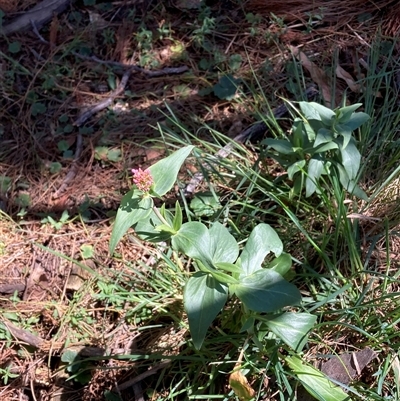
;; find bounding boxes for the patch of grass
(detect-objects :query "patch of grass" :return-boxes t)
[1,1,400,399]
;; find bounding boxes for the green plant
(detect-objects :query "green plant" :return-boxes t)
[213,74,241,100]
[134,24,160,68]
[0,365,19,385]
[192,7,215,49]
[245,12,262,37]
[110,146,315,350]
[0,175,11,193]
[57,140,73,158]
[41,210,70,230]
[262,102,370,199]
[94,146,122,163]
[61,349,93,384]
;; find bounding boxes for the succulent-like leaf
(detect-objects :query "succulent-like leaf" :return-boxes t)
[184,273,228,349]
[149,145,194,197]
[263,312,317,351]
[240,224,283,276]
[209,222,239,264]
[232,269,301,312]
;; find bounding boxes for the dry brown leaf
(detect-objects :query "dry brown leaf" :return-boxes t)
[145,148,165,162]
[289,45,333,107]
[320,348,377,385]
[336,65,361,92]
[229,365,256,401]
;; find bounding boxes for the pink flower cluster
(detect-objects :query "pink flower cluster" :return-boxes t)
[132,168,153,193]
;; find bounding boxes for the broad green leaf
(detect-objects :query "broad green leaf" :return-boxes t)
[196,259,215,273]
[240,224,283,276]
[306,157,325,197]
[337,112,369,131]
[336,103,362,123]
[269,253,292,276]
[336,165,368,200]
[336,127,352,149]
[109,191,153,253]
[214,262,241,274]
[336,164,352,191]
[286,356,351,401]
[313,141,338,153]
[107,148,121,162]
[290,175,303,199]
[240,316,255,333]
[292,119,305,148]
[148,145,194,196]
[228,54,242,71]
[314,128,333,148]
[213,74,241,100]
[350,183,368,201]
[8,41,21,53]
[80,244,94,259]
[339,139,360,180]
[209,270,239,284]
[184,272,228,349]
[287,160,306,180]
[209,222,239,263]
[263,139,294,155]
[303,121,318,142]
[172,222,212,264]
[299,102,321,121]
[0,175,12,192]
[173,201,183,231]
[300,102,335,126]
[232,269,301,312]
[155,224,177,234]
[61,349,79,364]
[263,312,317,351]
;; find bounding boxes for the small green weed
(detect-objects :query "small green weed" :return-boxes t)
[94,146,122,163]
[41,210,70,230]
[0,365,19,385]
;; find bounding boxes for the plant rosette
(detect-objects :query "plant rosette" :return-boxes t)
[263,102,370,200]
[110,145,315,350]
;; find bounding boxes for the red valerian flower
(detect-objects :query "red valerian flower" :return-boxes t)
[132,168,153,193]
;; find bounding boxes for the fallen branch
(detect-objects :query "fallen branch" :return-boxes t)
[72,53,189,126]
[183,86,319,196]
[73,52,189,77]
[1,0,71,35]
[74,67,133,127]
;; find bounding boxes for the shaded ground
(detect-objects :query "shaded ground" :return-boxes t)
[1,0,400,399]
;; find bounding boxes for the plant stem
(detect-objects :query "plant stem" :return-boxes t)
[153,205,170,227]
